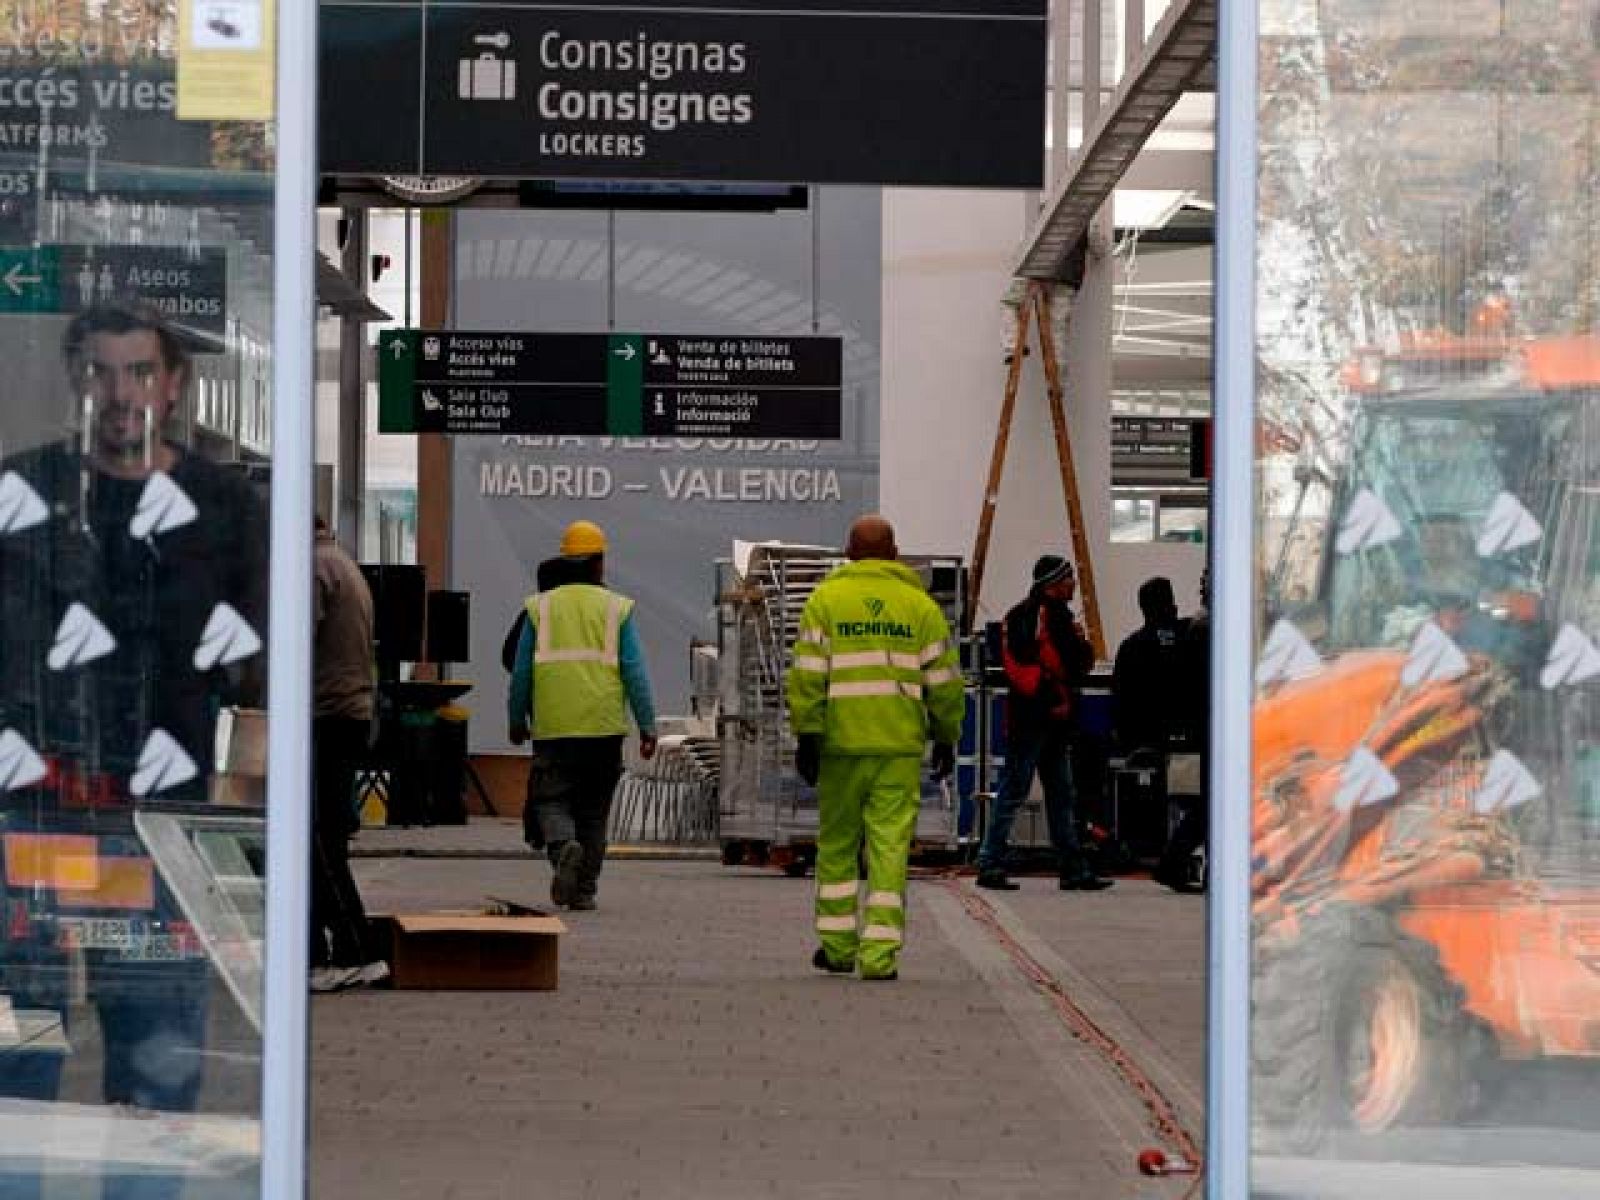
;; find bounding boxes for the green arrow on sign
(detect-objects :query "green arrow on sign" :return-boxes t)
[378,330,418,433]
[606,335,644,436]
[0,247,59,313]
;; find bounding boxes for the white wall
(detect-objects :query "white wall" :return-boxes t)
[881,188,1205,655]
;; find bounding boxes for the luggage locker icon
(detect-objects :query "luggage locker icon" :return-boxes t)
[459,33,516,100]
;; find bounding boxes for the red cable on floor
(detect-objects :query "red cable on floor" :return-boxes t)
[941,879,1206,1185]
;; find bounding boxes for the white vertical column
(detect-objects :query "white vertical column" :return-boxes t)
[1125,0,1144,71]
[1209,0,1258,1194]
[1050,0,1075,186]
[263,0,316,1190]
[1084,0,1103,131]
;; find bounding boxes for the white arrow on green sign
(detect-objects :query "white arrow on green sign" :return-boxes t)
[0,248,58,313]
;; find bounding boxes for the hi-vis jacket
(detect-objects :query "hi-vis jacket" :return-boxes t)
[787,559,965,757]
[510,583,655,741]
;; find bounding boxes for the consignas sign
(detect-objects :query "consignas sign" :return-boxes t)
[320,0,1047,188]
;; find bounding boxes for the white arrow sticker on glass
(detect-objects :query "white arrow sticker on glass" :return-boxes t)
[1476,492,1542,558]
[1333,746,1399,813]
[1401,620,1469,688]
[194,603,262,670]
[1541,624,1600,691]
[130,728,199,797]
[0,471,49,535]
[1335,488,1403,556]
[1473,749,1542,815]
[0,728,48,792]
[47,603,117,671]
[129,471,198,539]
[1256,619,1322,687]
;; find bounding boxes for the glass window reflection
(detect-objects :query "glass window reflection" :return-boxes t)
[0,1,274,1195]
[1253,0,1600,1190]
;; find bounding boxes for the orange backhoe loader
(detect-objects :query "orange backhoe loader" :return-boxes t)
[1251,331,1600,1151]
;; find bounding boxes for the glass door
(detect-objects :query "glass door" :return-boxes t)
[1217,1,1600,1194]
[0,0,312,1195]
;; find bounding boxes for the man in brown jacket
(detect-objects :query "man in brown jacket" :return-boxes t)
[312,516,387,990]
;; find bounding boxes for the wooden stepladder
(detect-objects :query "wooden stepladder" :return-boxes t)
[966,280,1106,660]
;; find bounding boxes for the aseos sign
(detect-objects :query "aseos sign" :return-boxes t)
[320,0,1048,188]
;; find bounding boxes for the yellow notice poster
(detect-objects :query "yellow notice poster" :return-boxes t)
[176,0,276,121]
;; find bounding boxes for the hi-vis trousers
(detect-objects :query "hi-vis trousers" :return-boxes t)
[814,755,921,979]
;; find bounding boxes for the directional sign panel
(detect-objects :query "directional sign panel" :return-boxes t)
[379,330,842,438]
[0,245,228,339]
[322,0,1046,188]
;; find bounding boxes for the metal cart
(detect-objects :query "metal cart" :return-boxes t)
[712,542,967,872]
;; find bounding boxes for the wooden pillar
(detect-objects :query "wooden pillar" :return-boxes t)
[335,207,366,551]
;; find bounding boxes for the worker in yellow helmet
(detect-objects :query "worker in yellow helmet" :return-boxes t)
[508,520,658,910]
[787,515,965,980]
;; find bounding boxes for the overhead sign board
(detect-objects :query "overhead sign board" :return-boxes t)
[1111,417,1210,489]
[379,329,842,438]
[0,245,228,339]
[0,64,269,196]
[320,0,1047,187]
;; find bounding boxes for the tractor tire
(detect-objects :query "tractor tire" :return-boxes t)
[1253,906,1488,1155]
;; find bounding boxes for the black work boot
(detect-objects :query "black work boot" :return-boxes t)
[550,841,584,907]
[975,869,1021,891]
[812,947,853,974]
[1059,856,1114,891]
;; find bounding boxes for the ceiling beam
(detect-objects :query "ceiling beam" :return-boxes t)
[1112,354,1213,385]
[1015,0,1216,280]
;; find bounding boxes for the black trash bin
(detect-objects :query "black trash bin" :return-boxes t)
[429,705,470,825]
[385,708,436,826]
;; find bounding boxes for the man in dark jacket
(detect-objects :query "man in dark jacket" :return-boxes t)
[976,555,1112,891]
[1155,572,1210,893]
[1111,577,1192,755]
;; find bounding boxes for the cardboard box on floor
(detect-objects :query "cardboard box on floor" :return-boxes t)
[369,909,566,990]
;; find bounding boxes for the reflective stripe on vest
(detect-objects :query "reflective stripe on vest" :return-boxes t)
[533,591,624,665]
[526,586,632,739]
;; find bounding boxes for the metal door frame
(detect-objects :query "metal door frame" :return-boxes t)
[262,0,317,1191]
[1208,0,1257,1194]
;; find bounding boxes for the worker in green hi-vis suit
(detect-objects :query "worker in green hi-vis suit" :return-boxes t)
[787,515,965,981]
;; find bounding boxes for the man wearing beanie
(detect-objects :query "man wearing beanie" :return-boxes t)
[975,554,1112,892]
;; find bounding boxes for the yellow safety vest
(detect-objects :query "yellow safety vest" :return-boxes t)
[525,584,633,739]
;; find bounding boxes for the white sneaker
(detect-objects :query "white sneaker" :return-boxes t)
[309,965,363,993]
[353,960,390,987]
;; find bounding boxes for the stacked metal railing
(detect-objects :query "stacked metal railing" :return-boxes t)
[608,727,722,846]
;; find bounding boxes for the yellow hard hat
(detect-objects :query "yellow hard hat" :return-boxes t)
[559,519,607,558]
